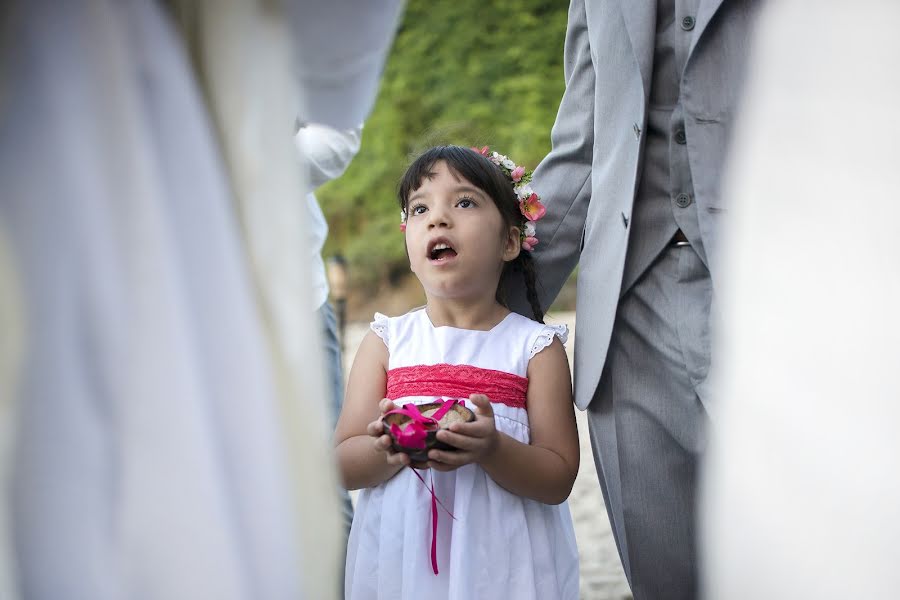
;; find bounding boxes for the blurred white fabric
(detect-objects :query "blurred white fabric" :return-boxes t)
[702,1,900,598]
[294,123,363,309]
[169,2,343,594]
[296,123,363,190]
[0,0,401,599]
[286,1,405,130]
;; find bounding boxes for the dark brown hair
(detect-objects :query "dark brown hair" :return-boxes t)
[398,145,544,322]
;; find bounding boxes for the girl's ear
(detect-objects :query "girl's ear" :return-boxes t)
[503,225,522,262]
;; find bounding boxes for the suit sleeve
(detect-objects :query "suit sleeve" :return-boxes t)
[508,0,595,315]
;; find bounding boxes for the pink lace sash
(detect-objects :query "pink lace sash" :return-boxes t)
[386,363,528,409]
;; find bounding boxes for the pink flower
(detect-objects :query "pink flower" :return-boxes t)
[519,193,546,221]
[399,222,406,232]
[522,236,539,251]
[510,166,525,182]
[470,145,490,157]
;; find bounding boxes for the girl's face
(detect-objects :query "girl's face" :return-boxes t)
[405,160,521,303]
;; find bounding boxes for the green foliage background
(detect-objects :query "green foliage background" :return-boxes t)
[319,0,569,291]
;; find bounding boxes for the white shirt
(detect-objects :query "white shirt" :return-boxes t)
[294,124,362,309]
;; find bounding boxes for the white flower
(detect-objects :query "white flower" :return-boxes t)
[514,184,533,199]
[524,221,536,237]
[400,209,407,221]
[487,152,517,173]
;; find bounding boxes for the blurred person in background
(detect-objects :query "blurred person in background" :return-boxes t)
[702,1,900,598]
[0,1,403,599]
[294,120,363,543]
[327,254,350,351]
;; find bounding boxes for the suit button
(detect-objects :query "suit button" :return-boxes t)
[674,129,687,144]
[681,15,696,31]
[675,193,692,208]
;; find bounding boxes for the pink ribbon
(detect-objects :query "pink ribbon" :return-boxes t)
[385,399,460,575]
[408,467,456,575]
[385,399,459,450]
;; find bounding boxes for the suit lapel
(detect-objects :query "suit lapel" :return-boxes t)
[688,0,726,57]
[618,0,656,102]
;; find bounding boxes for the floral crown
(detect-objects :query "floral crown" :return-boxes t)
[399,146,547,251]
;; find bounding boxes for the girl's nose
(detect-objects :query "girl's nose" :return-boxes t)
[427,205,450,228]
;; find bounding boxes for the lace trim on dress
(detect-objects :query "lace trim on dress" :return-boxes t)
[370,312,390,345]
[528,324,569,360]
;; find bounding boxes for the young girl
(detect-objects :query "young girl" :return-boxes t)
[334,145,580,599]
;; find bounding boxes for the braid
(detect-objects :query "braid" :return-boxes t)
[495,254,543,323]
[519,252,544,324]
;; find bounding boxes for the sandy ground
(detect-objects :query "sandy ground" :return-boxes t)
[342,311,633,600]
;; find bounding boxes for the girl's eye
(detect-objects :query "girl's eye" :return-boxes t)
[410,204,427,215]
[456,196,476,209]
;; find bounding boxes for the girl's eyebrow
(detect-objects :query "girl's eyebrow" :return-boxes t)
[408,185,485,203]
[452,185,486,198]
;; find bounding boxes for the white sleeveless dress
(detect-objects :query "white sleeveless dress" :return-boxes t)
[345,309,579,599]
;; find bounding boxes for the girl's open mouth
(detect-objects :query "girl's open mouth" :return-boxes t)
[427,239,458,262]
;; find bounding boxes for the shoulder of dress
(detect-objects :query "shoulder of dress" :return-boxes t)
[517,317,569,360]
[369,312,391,345]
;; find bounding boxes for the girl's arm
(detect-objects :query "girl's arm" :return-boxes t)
[428,337,579,505]
[334,330,406,489]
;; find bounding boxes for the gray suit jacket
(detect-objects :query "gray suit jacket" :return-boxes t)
[514,0,758,409]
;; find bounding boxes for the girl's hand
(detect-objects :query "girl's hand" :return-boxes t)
[427,394,500,472]
[367,398,414,468]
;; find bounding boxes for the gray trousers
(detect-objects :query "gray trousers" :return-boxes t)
[588,243,711,600]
